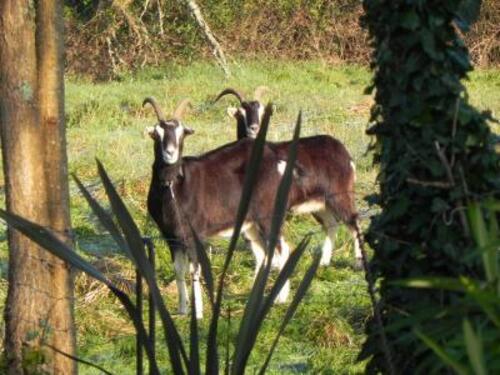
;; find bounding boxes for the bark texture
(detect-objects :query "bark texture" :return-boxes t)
[0,0,76,373]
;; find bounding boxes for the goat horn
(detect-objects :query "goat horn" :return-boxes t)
[214,88,244,104]
[143,97,166,122]
[253,86,270,102]
[173,98,192,120]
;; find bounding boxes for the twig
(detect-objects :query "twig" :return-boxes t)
[140,0,151,19]
[43,343,114,375]
[180,0,230,77]
[156,0,164,35]
[406,177,452,189]
[450,97,460,167]
[434,141,470,238]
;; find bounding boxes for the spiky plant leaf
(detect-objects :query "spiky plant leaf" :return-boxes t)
[414,328,468,375]
[206,103,273,375]
[463,319,487,375]
[73,174,132,260]
[0,208,160,375]
[232,111,301,374]
[96,159,188,374]
[258,250,322,374]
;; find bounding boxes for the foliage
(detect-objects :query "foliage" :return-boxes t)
[360,0,500,373]
[63,0,499,79]
[2,60,497,372]
[0,108,323,373]
[396,199,500,374]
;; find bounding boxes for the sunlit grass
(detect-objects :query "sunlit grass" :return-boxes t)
[0,60,498,373]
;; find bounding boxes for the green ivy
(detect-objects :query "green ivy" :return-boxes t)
[359,0,500,373]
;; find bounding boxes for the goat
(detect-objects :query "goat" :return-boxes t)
[143,97,291,319]
[214,88,362,269]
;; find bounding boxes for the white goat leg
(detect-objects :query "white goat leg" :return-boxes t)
[245,226,266,278]
[278,237,290,269]
[174,252,189,315]
[351,227,363,270]
[275,279,290,304]
[192,263,203,319]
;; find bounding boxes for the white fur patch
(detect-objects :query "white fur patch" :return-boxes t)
[277,160,287,175]
[350,160,356,182]
[291,200,326,214]
[215,222,252,238]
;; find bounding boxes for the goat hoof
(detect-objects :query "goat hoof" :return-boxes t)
[319,258,331,267]
[178,307,188,316]
[275,295,288,304]
[354,258,363,271]
[271,258,282,270]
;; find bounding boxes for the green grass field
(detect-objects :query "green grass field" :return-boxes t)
[1,60,499,373]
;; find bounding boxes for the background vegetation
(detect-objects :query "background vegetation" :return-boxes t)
[0,0,498,372]
[64,0,499,79]
[0,60,498,372]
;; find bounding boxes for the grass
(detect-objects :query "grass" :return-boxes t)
[1,59,499,373]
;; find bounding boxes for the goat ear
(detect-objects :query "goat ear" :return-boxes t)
[184,126,195,136]
[144,126,156,139]
[227,107,238,118]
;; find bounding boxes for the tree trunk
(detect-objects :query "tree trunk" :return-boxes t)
[0,0,76,373]
[36,0,76,373]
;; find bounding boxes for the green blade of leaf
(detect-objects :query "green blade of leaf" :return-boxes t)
[463,319,486,375]
[189,283,201,375]
[232,111,302,375]
[188,222,214,306]
[206,103,273,375]
[73,174,132,260]
[414,328,468,375]
[258,250,322,375]
[468,201,496,282]
[259,235,311,321]
[392,277,465,292]
[0,208,161,375]
[96,159,188,374]
[266,110,302,264]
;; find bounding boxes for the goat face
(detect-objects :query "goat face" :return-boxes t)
[215,87,268,139]
[143,97,194,164]
[227,100,264,139]
[146,120,194,164]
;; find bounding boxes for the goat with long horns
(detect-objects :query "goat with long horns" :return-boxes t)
[144,97,292,319]
[214,87,362,269]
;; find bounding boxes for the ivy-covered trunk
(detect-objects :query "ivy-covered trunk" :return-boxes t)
[360,0,500,373]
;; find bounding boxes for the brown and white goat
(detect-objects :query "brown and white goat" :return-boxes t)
[143,97,290,319]
[215,88,361,269]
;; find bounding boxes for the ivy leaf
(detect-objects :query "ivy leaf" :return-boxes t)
[431,198,449,213]
[400,11,420,30]
[420,29,438,59]
[455,0,481,33]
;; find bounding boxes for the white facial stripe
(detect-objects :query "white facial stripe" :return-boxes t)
[155,125,165,140]
[258,103,265,123]
[174,124,183,145]
[163,126,181,164]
